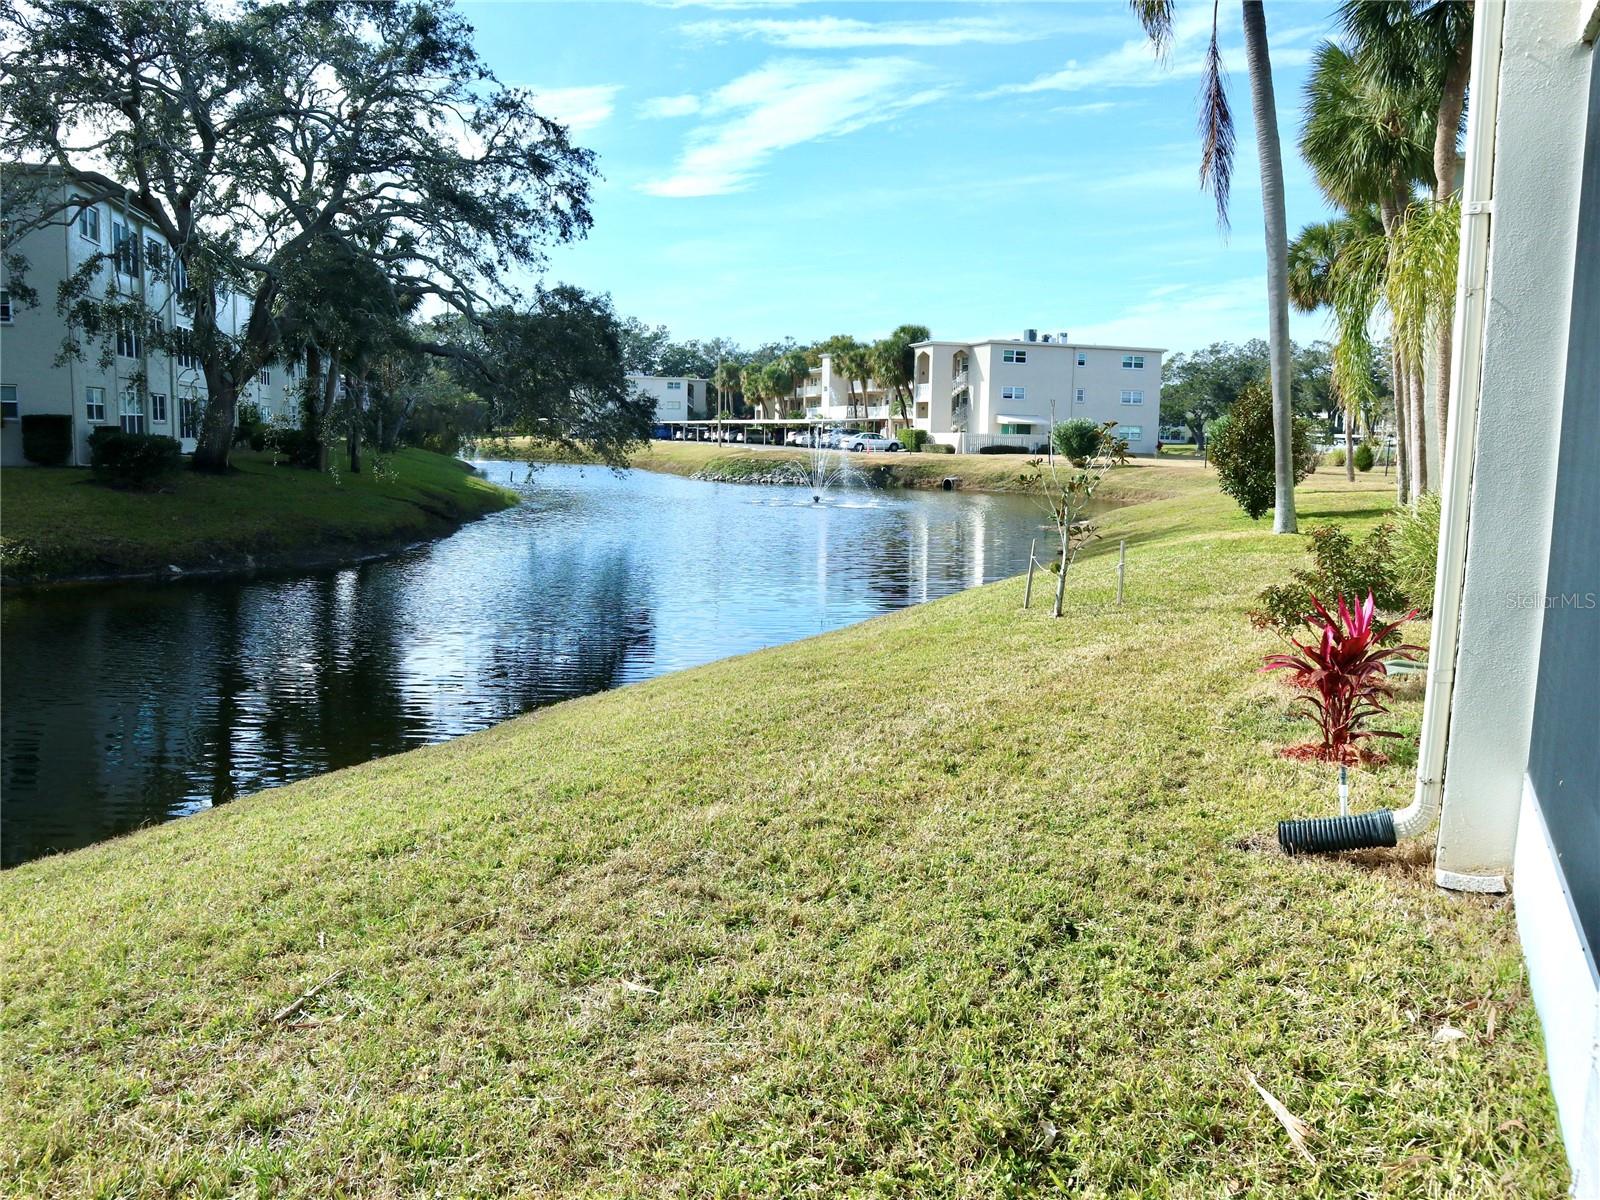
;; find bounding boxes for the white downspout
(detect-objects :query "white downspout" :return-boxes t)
[1392,0,1506,853]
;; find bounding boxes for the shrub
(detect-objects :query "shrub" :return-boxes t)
[268,425,321,468]
[20,414,73,465]
[897,428,930,451]
[977,443,1029,455]
[1052,418,1102,464]
[1249,523,1407,634]
[233,400,265,448]
[89,428,182,487]
[1353,442,1375,472]
[921,443,953,454]
[1205,381,1317,520]
[1262,593,1421,763]
[1392,490,1441,614]
[1325,448,1346,467]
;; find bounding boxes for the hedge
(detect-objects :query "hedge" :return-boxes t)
[21,414,73,466]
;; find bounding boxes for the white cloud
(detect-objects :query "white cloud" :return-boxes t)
[641,58,945,198]
[989,7,1316,98]
[1071,275,1322,350]
[1048,100,1119,117]
[526,84,623,133]
[681,14,1059,49]
[639,93,703,120]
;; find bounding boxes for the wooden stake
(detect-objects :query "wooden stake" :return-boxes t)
[1024,539,1036,609]
[1116,539,1126,606]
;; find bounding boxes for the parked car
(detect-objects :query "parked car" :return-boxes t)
[842,432,900,452]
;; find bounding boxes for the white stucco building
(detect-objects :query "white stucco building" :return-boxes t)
[911,332,1164,454]
[628,374,708,425]
[0,171,301,466]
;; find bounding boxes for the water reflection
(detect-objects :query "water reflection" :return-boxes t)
[2,461,1065,866]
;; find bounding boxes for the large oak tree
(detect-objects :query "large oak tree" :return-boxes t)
[1,0,601,469]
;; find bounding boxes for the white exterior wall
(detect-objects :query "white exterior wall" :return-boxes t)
[0,179,299,466]
[1434,1,1590,883]
[628,374,706,423]
[912,338,1163,453]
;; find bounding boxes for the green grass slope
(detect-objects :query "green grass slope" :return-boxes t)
[0,472,1565,1197]
[1,448,518,585]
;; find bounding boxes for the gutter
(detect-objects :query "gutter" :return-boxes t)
[1280,0,1506,861]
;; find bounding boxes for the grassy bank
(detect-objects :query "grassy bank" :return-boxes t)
[0,471,1565,1197]
[1,448,518,585]
[488,436,1212,500]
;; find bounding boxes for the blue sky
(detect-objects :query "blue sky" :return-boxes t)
[460,1,1343,355]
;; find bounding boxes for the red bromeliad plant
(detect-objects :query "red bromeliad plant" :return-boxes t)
[1262,592,1422,764]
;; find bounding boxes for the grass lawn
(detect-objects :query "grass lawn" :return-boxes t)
[0,470,1565,1197]
[1,448,518,585]
[489,435,1212,499]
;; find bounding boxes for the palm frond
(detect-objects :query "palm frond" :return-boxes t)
[1386,195,1460,368]
[1129,0,1176,58]
[1197,2,1233,231]
[1300,39,1434,209]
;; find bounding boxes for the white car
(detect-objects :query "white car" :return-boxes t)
[842,432,900,452]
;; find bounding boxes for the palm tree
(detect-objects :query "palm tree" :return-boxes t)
[1288,211,1385,482]
[1299,36,1434,499]
[1341,1,1473,451]
[712,361,740,435]
[1132,0,1297,532]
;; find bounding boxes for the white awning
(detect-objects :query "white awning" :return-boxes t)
[994,414,1042,423]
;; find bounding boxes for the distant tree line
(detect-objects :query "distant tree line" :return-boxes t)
[615,320,931,423]
[1161,339,1389,456]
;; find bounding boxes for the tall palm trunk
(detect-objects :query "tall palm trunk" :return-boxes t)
[1408,362,1428,499]
[1345,416,1355,483]
[1429,17,1472,461]
[1242,1,1296,534]
[1392,344,1410,500]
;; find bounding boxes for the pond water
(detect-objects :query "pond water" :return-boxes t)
[1,460,1072,867]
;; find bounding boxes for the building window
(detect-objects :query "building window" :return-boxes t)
[0,290,11,323]
[259,367,271,386]
[76,200,100,244]
[85,386,107,422]
[117,326,143,359]
[150,392,168,424]
[171,254,188,295]
[119,390,147,434]
[1,385,17,421]
[1076,352,1086,366]
[1121,354,1145,369]
[1120,425,1143,442]
[1002,349,1028,364]
[1074,388,1086,404]
[999,422,1033,435]
[179,394,202,440]
[666,380,682,390]
[112,221,141,276]
[174,330,199,371]
[1121,389,1144,405]
[662,398,682,412]
[1001,385,1026,401]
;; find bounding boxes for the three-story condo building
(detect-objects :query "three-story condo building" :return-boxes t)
[0,170,302,467]
[911,330,1165,454]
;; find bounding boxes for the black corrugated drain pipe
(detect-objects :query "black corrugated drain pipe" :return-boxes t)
[1278,809,1398,855]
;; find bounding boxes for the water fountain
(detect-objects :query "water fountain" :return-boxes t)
[779,426,863,503]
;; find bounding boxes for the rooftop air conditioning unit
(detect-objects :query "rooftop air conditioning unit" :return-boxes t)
[1023,328,1038,342]
[1041,333,1053,343]
[1058,330,1070,343]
